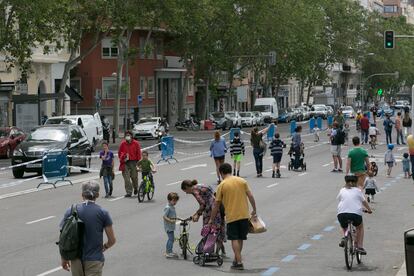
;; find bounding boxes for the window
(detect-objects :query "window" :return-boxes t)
[102,38,118,58]
[147,77,154,98]
[384,5,398,13]
[70,78,81,95]
[140,37,154,59]
[187,78,194,96]
[349,84,354,90]
[140,77,146,98]
[102,77,128,99]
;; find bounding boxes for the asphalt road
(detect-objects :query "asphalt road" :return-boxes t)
[0,119,412,276]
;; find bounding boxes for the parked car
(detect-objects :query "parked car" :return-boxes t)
[342,106,356,118]
[252,111,265,126]
[224,111,242,128]
[45,113,103,149]
[239,112,256,127]
[300,106,311,120]
[132,117,161,139]
[11,125,92,178]
[0,127,26,158]
[209,112,233,130]
[278,109,292,123]
[326,106,334,116]
[378,103,394,117]
[253,98,279,123]
[394,100,410,110]
[311,105,328,119]
[292,108,304,121]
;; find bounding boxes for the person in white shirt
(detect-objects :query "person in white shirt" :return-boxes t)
[368,123,379,149]
[337,175,372,255]
[363,171,380,202]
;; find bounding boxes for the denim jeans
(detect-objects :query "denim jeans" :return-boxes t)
[361,129,368,144]
[396,129,405,144]
[385,130,392,144]
[166,231,174,253]
[103,175,112,196]
[253,147,263,174]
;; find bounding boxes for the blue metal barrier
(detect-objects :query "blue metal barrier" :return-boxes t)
[158,136,178,164]
[230,128,241,141]
[327,116,333,127]
[37,150,72,188]
[317,117,323,129]
[267,124,276,141]
[290,120,297,135]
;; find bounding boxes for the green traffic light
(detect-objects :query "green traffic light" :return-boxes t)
[377,88,383,95]
[387,42,392,46]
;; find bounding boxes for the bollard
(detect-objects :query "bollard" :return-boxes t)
[327,116,333,127]
[230,128,241,141]
[405,228,414,276]
[290,120,297,135]
[267,124,276,141]
[317,117,322,129]
[309,118,315,133]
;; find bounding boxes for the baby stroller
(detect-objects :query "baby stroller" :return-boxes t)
[193,225,223,267]
[288,143,306,171]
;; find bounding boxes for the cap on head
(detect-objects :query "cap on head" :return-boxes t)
[82,181,100,200]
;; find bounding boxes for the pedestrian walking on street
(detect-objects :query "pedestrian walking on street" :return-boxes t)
[209,163,257,271]
[269,133,286,178]
[403,112,412,137]
[383,114,394,145]
[346,136,371,189]
[60,181,116,276]
[360,113,370,145]
[250,126,270,177]
[334,109,345,129]
[329,122,344,172]
[343,123,350,146]
[99,141,114,198]
[230,132,245,176]
[395,112,405,145]
[402,152,411,178]
[181,179,226,255]
[371,104,378,124]
[163,192,179,258]
[384,144,396,177]
[118,131,142,197]
[210,131,227,184]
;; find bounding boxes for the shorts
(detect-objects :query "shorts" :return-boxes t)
[337,213,363,229]
[365,188,376,195]
[232,154,243,162]
[272,154,282,163]
[387,162,394,168]
[227,219,249,241]
[403,166,410,173]
[330,145,341,156]
[214,156,225,162]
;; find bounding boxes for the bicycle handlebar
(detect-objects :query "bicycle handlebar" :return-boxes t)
[173,216,193,222]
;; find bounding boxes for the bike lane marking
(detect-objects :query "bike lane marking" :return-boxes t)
[281,255,296,262]
[297,243,311,251]
[266,183,279,188]
[323,226,335,232]
[26,216,55,225]
[180,163,207,171]
[36,266,62,276]
[108,196,125,202]
[311,234,323,240]
[166,181,182,186]
[261,267,280,276]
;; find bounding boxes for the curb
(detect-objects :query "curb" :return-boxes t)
[396,261,406,276]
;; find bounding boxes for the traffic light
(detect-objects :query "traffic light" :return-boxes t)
[377,88,383,95]
[384,30,394,49]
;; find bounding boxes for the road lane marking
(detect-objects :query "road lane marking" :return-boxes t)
[322,163,331,167]
[262,267,279,276]
[36,267,62,276]
[166,181,181,186]
[311,234,323,240]
[210,171,216,175]
[323,226,335,232]
[298,172,307,176]
[180,164,207,171]
[26,216,55,225]
[380,187,387,191]
[108,196,124,202]
[265,169,273,172]
[281,255,296,262]
[267,183,279,188]
[298,244,311,251]
[0,175,43,189]
[245,162,254,166]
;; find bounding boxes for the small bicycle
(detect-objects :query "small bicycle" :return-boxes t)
[175,217,194,260]
[137,172,154,202]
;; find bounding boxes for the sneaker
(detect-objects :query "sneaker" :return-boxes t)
[339,237,346,248]
[231,263,244,270]
[166,253,177,258]
[133,189,138,195]
[104,195,109,198]
[237,171,240,177]
[331,169,338,173]
[124,194,132,198]
[338,169,343,173]
[356,248,367,255]
[272,171,275,178]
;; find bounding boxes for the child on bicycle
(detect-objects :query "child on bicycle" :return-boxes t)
[269,133,286,178]
[402,152,411,178]
[164,192,179,258]
[137,150,156,187]
[230,132,245,176]
[384,144,396,177]
[363,171,379,203]
[368,123,379,149]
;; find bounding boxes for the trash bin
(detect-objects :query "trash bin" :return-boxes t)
[405,228,414,276]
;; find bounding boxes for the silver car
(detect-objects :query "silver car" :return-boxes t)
[252,111,265,126]
[224,111,242,128]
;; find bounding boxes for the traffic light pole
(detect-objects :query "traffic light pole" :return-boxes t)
[362,71,399,109]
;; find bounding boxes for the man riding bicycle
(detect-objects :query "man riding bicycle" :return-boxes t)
[337,175,372,255]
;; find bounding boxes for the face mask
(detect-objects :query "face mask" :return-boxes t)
[125,135,131,141]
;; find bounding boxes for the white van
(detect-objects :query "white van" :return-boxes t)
[45,113,103,149]
[253,98,279,123]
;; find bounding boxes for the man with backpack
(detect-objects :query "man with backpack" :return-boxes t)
[59,181,116,276]
[329,122,345,172]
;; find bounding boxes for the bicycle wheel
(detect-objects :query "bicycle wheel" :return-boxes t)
[147,183,155,200]
[137,184,145,203]
[182,234,188,260]
[344,234,354,270]
[356,251,362,264]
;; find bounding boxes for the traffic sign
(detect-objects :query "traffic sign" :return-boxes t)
[137,95,143,105]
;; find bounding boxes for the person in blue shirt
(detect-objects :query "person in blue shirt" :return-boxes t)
[163,192,179,258]
[210,131,227,184]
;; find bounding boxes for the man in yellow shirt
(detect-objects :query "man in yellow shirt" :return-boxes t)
[209,163,257,270]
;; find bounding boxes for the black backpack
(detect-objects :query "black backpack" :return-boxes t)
[335,129,346,145]
[58,205,84,260]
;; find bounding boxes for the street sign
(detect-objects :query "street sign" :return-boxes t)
[137,95,143,105]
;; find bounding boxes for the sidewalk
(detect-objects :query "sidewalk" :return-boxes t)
[396,261,406,276]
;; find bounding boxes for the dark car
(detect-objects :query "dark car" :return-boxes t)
[0,127,26,158]
[11,125,92,178]
[278,109,292,123]
[209,112,233,130]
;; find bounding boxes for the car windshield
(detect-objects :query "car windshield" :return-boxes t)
[27,128,68,142]
[0,129,9,138]
[253,105,270,112]
[211,112,224,118]
[45,118,67,124]
[240,113,251,117]
[138,118,158,124]
[226,112,235,117]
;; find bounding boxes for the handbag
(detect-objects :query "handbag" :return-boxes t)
[248,215,267,234]
[259,140,267,156]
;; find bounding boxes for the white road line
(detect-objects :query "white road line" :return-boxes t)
[180,164,207,171]
[245,162,254,166]
[322,163,331,167]
[108,196,124,202]
[298,172,307,176]
[0,175,43,189]
[265,169,273,172]
[267,183,279,188]
[166,181,181,186]
[36,266,62,276]
[210,171,216,175]
[26,216,55,225]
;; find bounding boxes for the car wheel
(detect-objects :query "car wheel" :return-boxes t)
[12,168,24,178]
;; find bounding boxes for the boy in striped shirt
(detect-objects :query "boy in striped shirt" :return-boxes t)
[230,132,245,176]
[269,133,286,178]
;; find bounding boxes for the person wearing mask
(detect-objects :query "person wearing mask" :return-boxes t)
[395,112,405,145]
[250,126,270,177]
[210,131,227,184]
[118,131,142,197]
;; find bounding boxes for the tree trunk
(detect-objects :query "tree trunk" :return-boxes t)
[306,82,313,105]
[56,49,76,115]
[299,80,305,104]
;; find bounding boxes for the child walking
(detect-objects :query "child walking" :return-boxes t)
[230,132,245,176]
[313,126,320,142]
[163,192,179,258]
[363,171,379,202]
[137,150,156,187]
[402,152,411,178]
[269,133,286,178]
[384,144,396,177]
[99,141,114,198]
